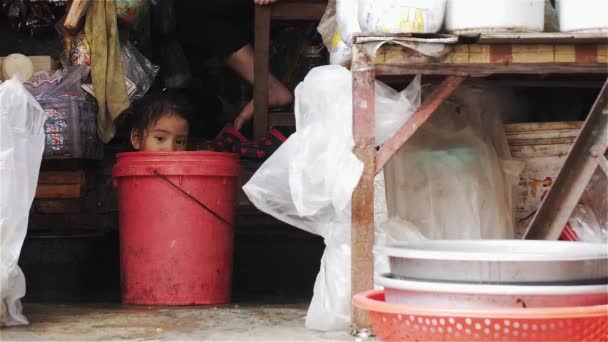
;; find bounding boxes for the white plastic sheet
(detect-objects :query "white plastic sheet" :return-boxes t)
[243,65,420,331]
[0,78,47,326]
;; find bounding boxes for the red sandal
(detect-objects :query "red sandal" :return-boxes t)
[238,128,287,160]
[193,128,249,153]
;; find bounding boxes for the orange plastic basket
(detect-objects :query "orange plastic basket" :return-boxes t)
[353,290,608,342]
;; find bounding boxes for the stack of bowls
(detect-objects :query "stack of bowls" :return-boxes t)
[375,240,608,309]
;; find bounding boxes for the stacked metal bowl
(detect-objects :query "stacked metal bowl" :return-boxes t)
[375,240,608,309]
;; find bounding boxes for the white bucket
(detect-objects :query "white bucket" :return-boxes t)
[358,0,447,34]
[445,0,545,34]
[556,0,608,33]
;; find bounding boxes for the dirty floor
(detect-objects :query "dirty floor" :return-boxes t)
[1,303,359,341]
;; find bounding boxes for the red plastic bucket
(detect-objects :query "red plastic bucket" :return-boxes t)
[112,151,240,305]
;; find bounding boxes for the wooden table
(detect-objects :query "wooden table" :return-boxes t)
[253,0,327,139]
[350,32,608,331]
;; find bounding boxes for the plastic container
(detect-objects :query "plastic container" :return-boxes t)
[556,0,608,33]
[445,0,545,34]
[353,290,608,342]
[358,0,447,34]
[377,240,608,284]
[376,274,608,309]
[112,151,241,305]
[39,96,102,159]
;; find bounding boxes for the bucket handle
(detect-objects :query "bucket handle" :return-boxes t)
[153,170,233,226]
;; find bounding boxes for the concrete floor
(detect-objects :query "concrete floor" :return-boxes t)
[1,303,357,341]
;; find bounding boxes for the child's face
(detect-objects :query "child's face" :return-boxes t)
[131,115,189,152]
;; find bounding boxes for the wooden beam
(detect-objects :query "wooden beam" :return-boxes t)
[35,184,82,199]
[253,5,271,139]
[34,200,82,214]
[351,46,375,333]
[64,0,91,32]
[524,78,608,240]
[375,63,608,77]
[375,75,466,173]
[38,170,84,184]
[36,171,84,199]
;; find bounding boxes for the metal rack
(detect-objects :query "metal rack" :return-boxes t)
[349,32,608,331]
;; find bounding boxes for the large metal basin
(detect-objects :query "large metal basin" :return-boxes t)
[376,240,608,284]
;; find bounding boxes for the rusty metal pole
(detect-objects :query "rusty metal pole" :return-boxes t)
[524,78,608,240]
[351,44,376,334]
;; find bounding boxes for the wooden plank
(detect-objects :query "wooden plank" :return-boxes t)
[524,78,608,240]
[375,76,466,174]
[351,46,375,333]
[28,213,109,232]
[34,200,82,214]
[354,32,608,45]
[38,171,84,184]
[35,184,82,199]
[475,32,608,45]
[374,63,608,77]
[36,171,84,199]
[271,2,327,20]
[253,5,271,140]
[64,0,91,31]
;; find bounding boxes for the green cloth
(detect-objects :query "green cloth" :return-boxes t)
[85,0,130,143]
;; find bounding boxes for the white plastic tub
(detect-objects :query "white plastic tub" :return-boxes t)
[376,240,608,284]
[445,0,545,34]
[377,274,608,309]
[358,0,447,34]
[556,0,608,33]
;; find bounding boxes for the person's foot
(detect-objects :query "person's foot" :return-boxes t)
[234,81,293,131]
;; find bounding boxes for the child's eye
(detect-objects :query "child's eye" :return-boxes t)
[155,136,165,143]
[176,139,186,145]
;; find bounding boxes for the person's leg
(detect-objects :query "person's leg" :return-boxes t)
[227,44,293,131]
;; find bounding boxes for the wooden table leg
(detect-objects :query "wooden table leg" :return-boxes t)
[351,45,376,334]
[253,5,271,139]
[524,77,608,240]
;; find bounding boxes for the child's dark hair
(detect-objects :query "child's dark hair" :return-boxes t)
[131,91,192,134]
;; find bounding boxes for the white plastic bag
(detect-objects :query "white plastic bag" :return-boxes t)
[375,75,421,146]
[0,78,47,326]
[329,31,353,66]
[244,65,420,331]
[359,0,447,34]
[336,0,361,46]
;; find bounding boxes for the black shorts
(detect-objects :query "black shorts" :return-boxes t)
[175,0,253,60]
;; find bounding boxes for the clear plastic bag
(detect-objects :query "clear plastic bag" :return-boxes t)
[121,41,159,100]
[0,78,47,326]
[39,64,90,100]
[384,89,519,240]
[568,204,607,243]
[571,168,608,243]
[243,65,421,331]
